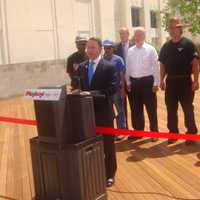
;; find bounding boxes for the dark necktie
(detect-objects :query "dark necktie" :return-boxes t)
[123,43,127,61]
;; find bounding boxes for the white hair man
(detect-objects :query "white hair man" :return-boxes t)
[126,27,160,142]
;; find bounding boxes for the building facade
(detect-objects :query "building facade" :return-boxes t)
[0,0,167,65]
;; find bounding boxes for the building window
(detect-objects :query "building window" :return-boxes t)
[131,7,141,27]
[150,10,157,28]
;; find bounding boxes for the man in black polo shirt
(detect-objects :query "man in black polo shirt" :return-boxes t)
[66,36,88,90]
[159,17,199,145]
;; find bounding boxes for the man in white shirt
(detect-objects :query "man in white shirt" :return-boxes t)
[126,27,160,142]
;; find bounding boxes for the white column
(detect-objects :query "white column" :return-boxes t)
[50,0,60,60]
[0,0,10,64]
[159,0,168,45]
[125,0,132,31]
[142,0,151,43]
[98,0,116,40]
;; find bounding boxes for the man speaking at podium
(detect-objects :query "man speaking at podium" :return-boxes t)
[73,37,118,187]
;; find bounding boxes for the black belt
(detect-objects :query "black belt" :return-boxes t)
[167,75,191,79]
[130,75,153,81]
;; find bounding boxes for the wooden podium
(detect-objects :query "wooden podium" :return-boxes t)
[30,87,107,200]
[30,136,106,200]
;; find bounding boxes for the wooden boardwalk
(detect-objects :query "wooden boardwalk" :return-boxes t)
[0,90,200,200]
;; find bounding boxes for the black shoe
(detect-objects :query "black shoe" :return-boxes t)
[185,140,196,145]
[167,139,178,144]
[151,138,158,142]
[128,136,143,141]
[106,178,115,187]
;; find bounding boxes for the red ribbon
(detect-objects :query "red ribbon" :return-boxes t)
[0,116,37,126]
[0,116,199,140]
[96,127,200,141]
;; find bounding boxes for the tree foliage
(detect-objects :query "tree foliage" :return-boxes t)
[162,0,200,35]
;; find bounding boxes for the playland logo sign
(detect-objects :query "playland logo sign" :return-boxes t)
[24,89,61,101]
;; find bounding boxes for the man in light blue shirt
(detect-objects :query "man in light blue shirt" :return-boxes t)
[103,40,127,140]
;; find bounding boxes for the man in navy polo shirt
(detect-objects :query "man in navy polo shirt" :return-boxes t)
[159,17,199,145]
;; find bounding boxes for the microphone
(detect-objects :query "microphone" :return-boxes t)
[73,75,81,92]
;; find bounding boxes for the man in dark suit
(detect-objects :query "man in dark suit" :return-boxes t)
[115,27,133,61]
[115,27,134,131]
[73,37,118,187]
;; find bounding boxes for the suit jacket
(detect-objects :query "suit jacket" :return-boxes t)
[115,41,134,61]
[74,58,117,126]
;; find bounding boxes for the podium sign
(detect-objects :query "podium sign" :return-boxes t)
[30,85,72,145]
[25,88,62,101]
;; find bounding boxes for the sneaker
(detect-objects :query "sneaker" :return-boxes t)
[128,136,143,141]
[185,140,196,145]
[151,138,158,142]
[115,135,125,141]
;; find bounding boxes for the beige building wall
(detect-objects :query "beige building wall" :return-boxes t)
[0,0,97,64]
[99,0,116,40]
[0,0,167,65]
[120,0,168,47]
